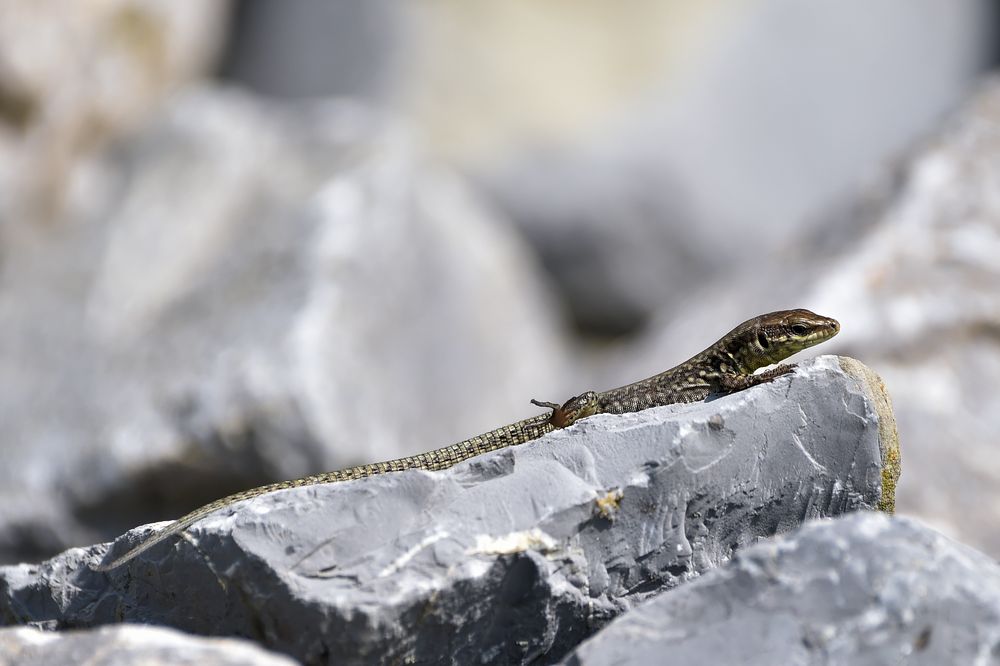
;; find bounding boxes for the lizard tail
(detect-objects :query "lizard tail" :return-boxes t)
[92,512,209,572]
[92,411,561,572]
[91,479,296,572]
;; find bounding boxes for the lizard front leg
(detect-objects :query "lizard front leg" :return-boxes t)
[531,391,601,428]
[717,364,797,393]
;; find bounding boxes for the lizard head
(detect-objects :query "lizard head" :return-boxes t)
[739,309,840,370]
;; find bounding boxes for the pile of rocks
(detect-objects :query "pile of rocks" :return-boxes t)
[2,357,906,664]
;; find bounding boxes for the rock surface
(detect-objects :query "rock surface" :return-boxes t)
[0,357,895,665]
[563,512,1000,666]
[0,625,296,666]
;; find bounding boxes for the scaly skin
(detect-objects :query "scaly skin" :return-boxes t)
[94,309,838,572]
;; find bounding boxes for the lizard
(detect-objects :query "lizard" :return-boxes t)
[93,308,838,572]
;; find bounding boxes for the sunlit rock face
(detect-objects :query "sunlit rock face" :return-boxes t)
[1,357,893,665]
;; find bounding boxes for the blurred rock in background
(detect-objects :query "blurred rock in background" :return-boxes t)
[807,79,1000,556]
[622,77,1000,556]
[469,0,996,335]
[0,87,569,564]
[218,0,401,101]
[0,1,230,224]
[0,0,998,568]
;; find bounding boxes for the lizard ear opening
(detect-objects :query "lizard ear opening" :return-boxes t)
[757,331,770,349]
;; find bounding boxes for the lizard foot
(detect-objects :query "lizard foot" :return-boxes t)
[532,391,601,428]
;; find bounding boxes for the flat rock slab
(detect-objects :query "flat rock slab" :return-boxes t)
[0,624,296,666]
[563,512,999,666]
[0,356,897,665]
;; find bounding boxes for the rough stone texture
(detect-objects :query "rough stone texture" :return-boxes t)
[563,513,1000,666]
[0,625,296,666]
[0,357,894,665]
[0,87,569,565]
[629,75,1000,556]
[836,357,900,514]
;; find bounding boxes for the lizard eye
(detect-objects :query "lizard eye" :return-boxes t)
[757,331,770,349]
[790,324,809,336]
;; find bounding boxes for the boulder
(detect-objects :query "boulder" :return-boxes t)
[564,512,1000,666]
[1,356,896,665]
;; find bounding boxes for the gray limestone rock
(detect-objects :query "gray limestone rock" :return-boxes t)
[0,625,296,666]
[0,356,895,665]
[563,512,1000,666]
